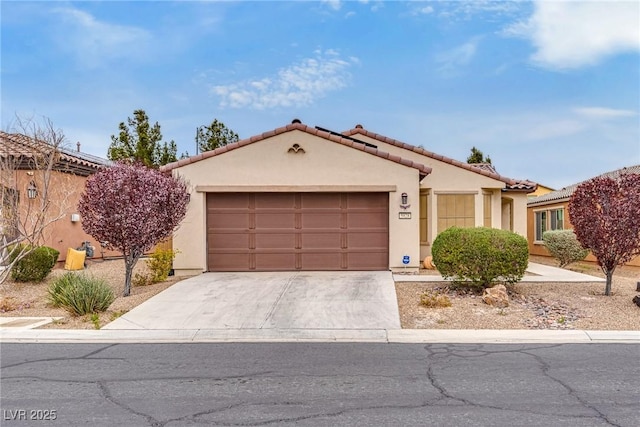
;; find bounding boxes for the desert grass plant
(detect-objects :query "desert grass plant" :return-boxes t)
[132,272,153,287]
[0,296,18,312]
[420,291,452,308]
[47,272,114,316]
[542,229,588,268]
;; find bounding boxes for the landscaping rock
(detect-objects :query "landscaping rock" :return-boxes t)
[633,295,640,308]
[482,284,509,308]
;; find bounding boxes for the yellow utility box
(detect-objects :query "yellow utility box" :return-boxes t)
[64,248,86,270]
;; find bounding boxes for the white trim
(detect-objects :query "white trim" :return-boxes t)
[532,203,565,212]
[195,185,398,193]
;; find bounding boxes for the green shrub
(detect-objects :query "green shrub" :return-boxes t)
[47,272,115,316]
[431,227,529,288]
[10,245,60,282]
[146,248,178,283]
[542,229,588,268]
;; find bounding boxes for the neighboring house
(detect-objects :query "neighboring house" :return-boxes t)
[161,120,536,275]
[527,164,640,267]
[528,183,554,199]
[0,131,116,262]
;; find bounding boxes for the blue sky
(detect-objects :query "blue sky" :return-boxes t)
[2,0,639,189]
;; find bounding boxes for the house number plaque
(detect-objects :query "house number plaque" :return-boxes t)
[398,212,411,219]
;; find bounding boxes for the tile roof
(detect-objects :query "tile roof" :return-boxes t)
[344,126,537,192]
[528,164,640,206]
[0,131,110,176]
[160,121,433,176]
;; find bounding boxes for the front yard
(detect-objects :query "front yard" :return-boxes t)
[1,255,638,330]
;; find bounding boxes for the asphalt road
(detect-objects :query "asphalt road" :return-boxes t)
[1,343,637,426]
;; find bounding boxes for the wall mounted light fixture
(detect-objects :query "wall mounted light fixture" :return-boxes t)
[400,192,411,210]
[27,181,37,199]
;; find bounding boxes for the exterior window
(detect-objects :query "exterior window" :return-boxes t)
[437,194,475,233]
[483,194,491,227]
[535,208,564,241]
[419,190,428,243]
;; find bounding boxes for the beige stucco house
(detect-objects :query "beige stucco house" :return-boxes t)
[161,120,536,275]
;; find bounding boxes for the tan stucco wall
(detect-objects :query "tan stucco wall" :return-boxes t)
[354,135,529,259]
[510,193,529,238]
[172,130,423,274]
[11,170,120,261]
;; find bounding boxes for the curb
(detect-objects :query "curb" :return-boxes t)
[1,329,638,344]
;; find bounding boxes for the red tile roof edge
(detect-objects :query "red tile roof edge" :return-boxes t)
[160,122,433,176]
[0,131,109,171]
[344,127,537,192]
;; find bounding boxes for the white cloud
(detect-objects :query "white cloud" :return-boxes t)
[321,0,342,11]
[54,7,151,68]
[211,50,357,110]
[504,1,640,70]
[573,107,637,119]
[412,5,434,16]
[437,0,525,21]
[436,37,481,75]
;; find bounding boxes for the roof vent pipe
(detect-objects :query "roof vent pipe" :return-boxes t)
[77,142,81,152]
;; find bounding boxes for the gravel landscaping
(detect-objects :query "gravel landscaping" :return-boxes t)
[397,256,640,331]
[1,255,638,330]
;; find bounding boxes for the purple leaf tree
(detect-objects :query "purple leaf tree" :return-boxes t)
[78,162,189,296]
[568,173,640,296]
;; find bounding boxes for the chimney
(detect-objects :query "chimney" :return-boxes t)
[76,142,81,152]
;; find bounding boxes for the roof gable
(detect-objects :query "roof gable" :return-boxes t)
[160,121,432,177]
[343,126,537,192]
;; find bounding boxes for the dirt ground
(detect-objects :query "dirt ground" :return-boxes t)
[1,255,638,330]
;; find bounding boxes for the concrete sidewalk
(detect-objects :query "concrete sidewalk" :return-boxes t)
[394,262,606,282]
[1,328,638,344]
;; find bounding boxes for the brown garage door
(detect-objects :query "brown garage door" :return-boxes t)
[207,192,389,271]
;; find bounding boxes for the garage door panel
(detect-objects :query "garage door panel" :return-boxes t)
[347,232,387,248]
[301,253,343,270]
[212,193,251,207]
[255,213,295,228]
[209,233,250,249]
[348,212,387,228]
[255,253,297,270]
[301,213,342,228]
[348,193,387,208]
[209,254,251,271]
[301,232,341,249]
[208,213,250,229]
[301,193,341,208]
[207,193,388,271]
[255,233,296,249]
[347,252,389,270]
[255,193,295,208]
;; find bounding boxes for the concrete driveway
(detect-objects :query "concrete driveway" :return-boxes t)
[103,271,401,330]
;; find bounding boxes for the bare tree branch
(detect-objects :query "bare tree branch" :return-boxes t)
[0,116,72,284]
